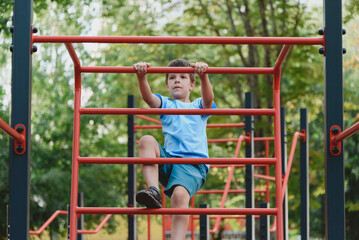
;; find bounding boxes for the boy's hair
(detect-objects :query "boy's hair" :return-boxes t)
[166,59,195,83]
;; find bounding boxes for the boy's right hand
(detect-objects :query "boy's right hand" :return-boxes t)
[133,62,151,77]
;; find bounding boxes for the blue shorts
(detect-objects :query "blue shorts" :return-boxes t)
[158,144,207,198]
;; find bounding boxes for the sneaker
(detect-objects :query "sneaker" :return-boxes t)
[136,186,162,208]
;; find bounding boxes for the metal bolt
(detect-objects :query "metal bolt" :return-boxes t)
[319,48,325,55]
[318,28,324,35]
[16,125,24,133]
[343,48,346,54]
[32,26,38,33]
[332,127,339,135]
[32,45,38,53]
[342,28,346,35]
[16,145,24,153]
[332,147,340,154]
[10,45,14,52]
[10,26,14,33]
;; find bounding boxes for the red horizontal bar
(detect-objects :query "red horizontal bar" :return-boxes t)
[0,118,25,143]
[30,210,68,235]
[210,164,270,168]
[77,157,277,165]
[135,123,245,130]
[77,214,112,234]
[80,66,274,75]
[193,215,260,220]
[80,108,276,116]
[76,207,278,215]
[332,121,359,144]
[33,35,324,45]
[210,164,245,168]
[254,173,276,181]
[197,189,267,194]
[254,137,275,142]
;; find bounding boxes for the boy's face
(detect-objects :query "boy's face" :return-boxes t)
[166,73,195,101]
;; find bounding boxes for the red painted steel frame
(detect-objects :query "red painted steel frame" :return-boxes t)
[80,108,276,116]
[77,214,112,234]
[273,68,284,239]
[81,66,274,75]
[69,61,82,239]
[62,37,297,240]
[77,157,276,165]
[197,189,267,194]
[34,35,324,45]
[210,135,245,233]
[135,123,245,130]
[281,131,305,201]
[76,207,278,215]
[29,210,67,235]
[331,121,359,144]
[0,118,25,143]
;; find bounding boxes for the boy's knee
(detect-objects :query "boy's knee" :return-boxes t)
[171,186,190,207]
[139,135,157,148]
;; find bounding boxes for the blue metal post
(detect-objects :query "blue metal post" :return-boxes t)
[323,0,345,239]
[127,95,137,240]
[9,1,33,239]
[245,92,254,240]
[199,203,209,240]
[281,107,288,240]
[300,108,309,239]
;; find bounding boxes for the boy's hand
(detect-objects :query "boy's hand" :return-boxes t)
[133,62,151,77]
[191,62,208,77]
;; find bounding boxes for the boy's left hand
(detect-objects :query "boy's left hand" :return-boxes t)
[191,62,208,77]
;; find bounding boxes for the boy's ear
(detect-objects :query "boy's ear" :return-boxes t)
[189,81,195,91]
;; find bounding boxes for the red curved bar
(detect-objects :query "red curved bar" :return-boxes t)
[211,135,244,233]
[254,173,276,181]
[80,66,274,75]
[65,43,81,68]
[77,157,277,165]
[33,35,324,45]
[274,45,292,70]
[0,118,25,143]
[80,108,276,116]
[77,214,112,234]
[29,210,68,235]
[281,131,304,201]
[135,115,161,124]
[76,207,278,215]
[332,121,359,144]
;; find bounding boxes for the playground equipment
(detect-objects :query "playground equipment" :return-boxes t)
[2,1,358,240]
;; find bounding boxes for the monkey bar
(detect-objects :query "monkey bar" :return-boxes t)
[30,30,317,240]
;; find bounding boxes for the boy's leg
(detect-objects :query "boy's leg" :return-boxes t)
[138,135,161,189]
[136,135,162,208]
[170,186,191,240]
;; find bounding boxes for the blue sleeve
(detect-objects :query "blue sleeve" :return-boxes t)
[196,98,217,120]
[154,93,163,108]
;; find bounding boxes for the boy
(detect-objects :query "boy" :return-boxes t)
[133,59,216,240]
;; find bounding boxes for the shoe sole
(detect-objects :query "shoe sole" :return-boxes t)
[136,190,162,208]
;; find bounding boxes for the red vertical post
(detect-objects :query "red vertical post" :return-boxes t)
[273,70,283,240]
[265,140,270,203]
[147,215,151,240]
[69,67,82,239]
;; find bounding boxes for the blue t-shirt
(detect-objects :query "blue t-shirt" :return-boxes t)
[154,94,217,172]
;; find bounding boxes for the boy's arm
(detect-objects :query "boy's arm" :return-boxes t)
[133,62,161,108]
[191,62,214,109]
